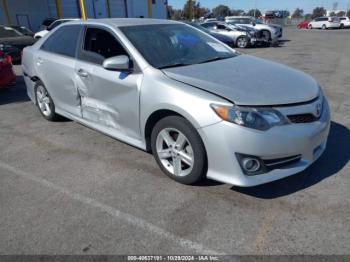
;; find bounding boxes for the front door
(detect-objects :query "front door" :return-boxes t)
[75,26,142,140]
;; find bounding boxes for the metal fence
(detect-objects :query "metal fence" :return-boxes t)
[264,18,305,26]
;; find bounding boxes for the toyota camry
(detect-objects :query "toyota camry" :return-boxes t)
[22,19,330,187]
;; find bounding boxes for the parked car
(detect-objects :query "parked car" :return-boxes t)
[297,20,310,29]
[22,19,330,187]
[10,25,34,37]
[34,18,79,39]
[308,17,341,29]
[339,16,350,28]
[186,22,235,47]
[0,50,16,88]
[0,25,36,63]
[225,16,283,41]
[201,22,253,48]
[226,23,268,45]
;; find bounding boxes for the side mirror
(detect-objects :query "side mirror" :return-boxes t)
[103,55,131,71]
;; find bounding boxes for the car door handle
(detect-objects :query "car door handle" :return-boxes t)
[77,69,89,78]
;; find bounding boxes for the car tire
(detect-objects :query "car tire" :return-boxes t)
[151,115,207,185]
[35,81,59,121]
[340,23,344,29]
[236,36,249,48]
[261,30,271,41]
[322,24,327,30]
[308,24,313,29]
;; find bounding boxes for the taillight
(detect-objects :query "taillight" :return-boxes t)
[0,54,12,65]
[5,55,12,64]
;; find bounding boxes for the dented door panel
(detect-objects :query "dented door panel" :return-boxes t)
[75,61,143,140]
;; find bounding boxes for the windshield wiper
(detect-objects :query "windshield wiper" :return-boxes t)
[197,56,231,64]
[158,63,190,69]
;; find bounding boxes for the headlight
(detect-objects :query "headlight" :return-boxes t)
[211,104,289,131]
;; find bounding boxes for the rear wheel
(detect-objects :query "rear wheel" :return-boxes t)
[151,116,207,185]
[236,36,249,48]
[35,81,59,121]
[322,24,327,30]
[340,23,344,29]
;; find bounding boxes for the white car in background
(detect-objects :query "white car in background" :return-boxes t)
[225,16,282,41]
[34,18,79,39]
[308,17,341,29]
[339,16,350,28]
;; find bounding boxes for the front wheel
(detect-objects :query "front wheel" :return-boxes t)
[322,24,327,30]
[308,24,313,29]
[151,116,207,185]
[236,36,249,48]
[261,30,271,41]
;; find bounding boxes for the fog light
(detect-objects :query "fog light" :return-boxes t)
[242,157,261,172]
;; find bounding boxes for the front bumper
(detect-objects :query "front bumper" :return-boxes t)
[198,99,331,187]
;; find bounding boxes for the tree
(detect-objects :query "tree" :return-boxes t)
[329,11,336,16]
[246,9,262,18]
[292,8,304,18]
[167,6,183,20]
[183,0,194,20]
[312,7,326,18]
[347,10,350,17]
[230,9,245,16]
[304,13,312,20]
[212,5,230,17]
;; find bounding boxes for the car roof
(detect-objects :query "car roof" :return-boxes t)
[68,18,181,27]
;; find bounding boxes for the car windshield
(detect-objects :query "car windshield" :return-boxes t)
[120,24,238,69]
[0,26,23,38]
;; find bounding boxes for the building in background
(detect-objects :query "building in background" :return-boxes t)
[0,0,168,32]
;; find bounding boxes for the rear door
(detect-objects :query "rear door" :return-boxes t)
[74,26,142,140]
[36,25,83,116]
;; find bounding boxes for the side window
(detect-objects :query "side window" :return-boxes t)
[82,27,128,64]
[217,24,227,30]
[41,25,81,58]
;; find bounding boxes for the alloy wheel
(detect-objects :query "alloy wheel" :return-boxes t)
[156,128,194,177]
[36,85,51,117]
[237,37,248,48]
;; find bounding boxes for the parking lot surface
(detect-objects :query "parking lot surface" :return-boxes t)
[0,28,349,255]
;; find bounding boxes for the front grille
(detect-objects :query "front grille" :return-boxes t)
[288,114,317,124]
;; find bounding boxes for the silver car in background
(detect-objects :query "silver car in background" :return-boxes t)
[201,21,254,48]
[225,16,282,41]
[22,19,330,187]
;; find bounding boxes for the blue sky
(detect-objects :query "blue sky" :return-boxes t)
[168,0,350,13]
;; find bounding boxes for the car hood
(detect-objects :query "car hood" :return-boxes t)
[0,36,36,48]
[162,55,319,106]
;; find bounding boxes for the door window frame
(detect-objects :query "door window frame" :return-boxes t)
[77,24,140,72]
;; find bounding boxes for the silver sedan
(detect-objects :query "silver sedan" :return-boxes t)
[22,19,330,187]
